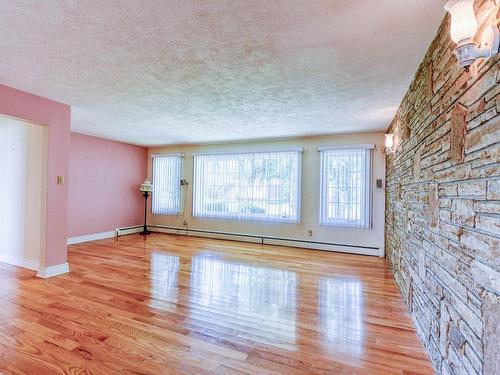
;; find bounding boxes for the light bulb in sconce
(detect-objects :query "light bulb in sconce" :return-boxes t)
[385,134,395,154]
[444,0,499,71]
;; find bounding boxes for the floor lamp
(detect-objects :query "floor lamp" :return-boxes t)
[139,179,153,235]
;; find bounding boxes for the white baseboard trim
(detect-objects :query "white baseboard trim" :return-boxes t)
[36,262,69,278]
[67,225,144,245]
[150,225,383,257]
[0,254,39,271]
[67,230,116,245]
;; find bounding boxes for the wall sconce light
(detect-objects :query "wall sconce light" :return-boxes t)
[385,134,395,154]
[444,0,499,72]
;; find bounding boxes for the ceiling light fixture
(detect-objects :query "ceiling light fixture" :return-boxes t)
[444,0,499,72]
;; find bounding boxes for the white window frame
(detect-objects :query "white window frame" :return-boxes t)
[319,145,373,229]
[151,153,183,215]
[192,149,302,224]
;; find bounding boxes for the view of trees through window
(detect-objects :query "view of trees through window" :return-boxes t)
[193,151,300,223]
[320,148,371,229]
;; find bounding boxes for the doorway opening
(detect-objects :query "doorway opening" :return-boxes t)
[0,115,48,270]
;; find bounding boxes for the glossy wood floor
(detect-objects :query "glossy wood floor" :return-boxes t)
[0,233,434,375]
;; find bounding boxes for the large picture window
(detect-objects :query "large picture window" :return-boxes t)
[193,150,301,223]
[152,154,182,215]
[319,146,372,228]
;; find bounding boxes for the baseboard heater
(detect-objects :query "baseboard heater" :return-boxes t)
[116,225,143,236]
[148,225,383,257]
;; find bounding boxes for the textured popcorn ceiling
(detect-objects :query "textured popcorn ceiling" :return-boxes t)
[0,1,445,146]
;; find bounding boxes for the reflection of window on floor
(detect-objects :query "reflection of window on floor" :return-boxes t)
[189,255,297,349]
[150,252,180,310]
[319,277,363,354]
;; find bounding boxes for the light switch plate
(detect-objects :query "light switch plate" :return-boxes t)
[57,176,64,185]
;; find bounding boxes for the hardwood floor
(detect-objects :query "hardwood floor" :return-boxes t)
[0,233,434,374]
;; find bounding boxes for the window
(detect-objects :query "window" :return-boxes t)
[319,146,372,228]
[193,150,301,223]
[152,154,182,215]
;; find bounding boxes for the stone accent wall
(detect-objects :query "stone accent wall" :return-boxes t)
[385,1,499,374]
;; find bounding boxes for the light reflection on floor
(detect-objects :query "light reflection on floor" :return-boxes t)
[148,249,367,353]
[149,251,180,310]
[189,255,297,349]
[319,277,364,354]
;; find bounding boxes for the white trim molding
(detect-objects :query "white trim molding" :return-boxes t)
[0,254,39,271]
[36,262,69,278]
[317,144,375,151]
[192,147,304,156]
[67,225,143,245]
[151,152,184,158]
[67,230,116,245]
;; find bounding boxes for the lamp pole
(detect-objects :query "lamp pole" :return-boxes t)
[140,190,151,235]
[139,179,153,235]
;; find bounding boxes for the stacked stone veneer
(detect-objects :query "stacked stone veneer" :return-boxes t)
[385,1,499,375]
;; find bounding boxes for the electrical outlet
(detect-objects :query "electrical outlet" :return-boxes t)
[308,230,313,237]
[182,220,188,226]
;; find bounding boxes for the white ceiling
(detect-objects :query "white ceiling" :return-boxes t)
[0,1,445,146]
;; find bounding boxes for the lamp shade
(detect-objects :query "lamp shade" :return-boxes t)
[445,0,477,43]
[139,179,153,192]
[385,134,394,149]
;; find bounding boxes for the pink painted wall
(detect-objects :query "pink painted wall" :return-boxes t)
[0,84,71,268]
[68,133,148,237]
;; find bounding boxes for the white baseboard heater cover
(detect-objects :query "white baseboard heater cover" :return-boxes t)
[149,225,383,257]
